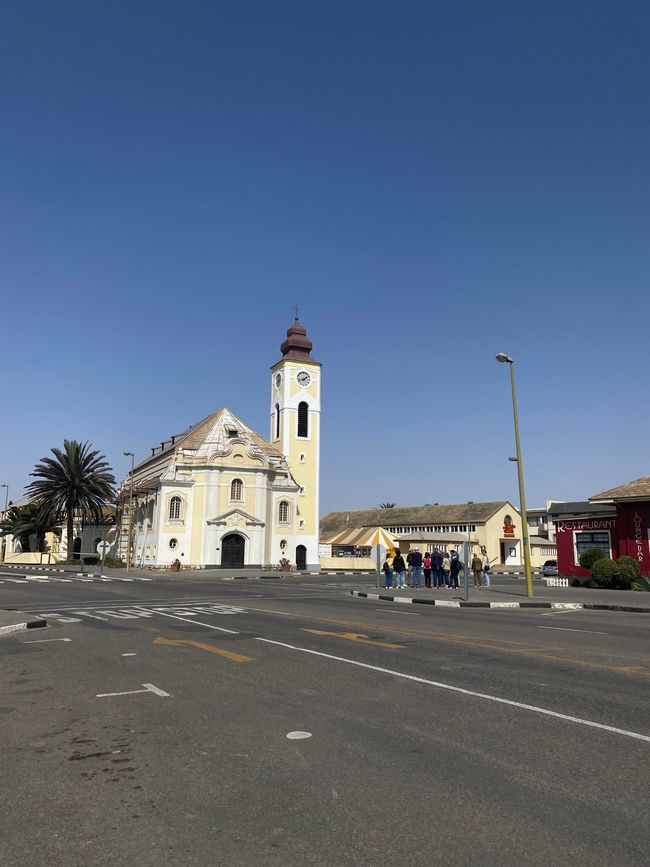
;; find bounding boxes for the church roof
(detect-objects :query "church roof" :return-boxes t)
[277,317,321,365]
[129,407,287,482]
[187,407,285,462]
[320,502,512,534]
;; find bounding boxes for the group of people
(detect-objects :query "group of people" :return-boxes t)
[383,548,491,590]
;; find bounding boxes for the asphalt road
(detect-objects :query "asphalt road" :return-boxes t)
[1,568,649,866]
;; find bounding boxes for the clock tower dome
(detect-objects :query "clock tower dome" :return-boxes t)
[270,313,321,571]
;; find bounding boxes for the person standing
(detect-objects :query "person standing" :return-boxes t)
[392,549,406,589]
[472,552,483,588]
[423,552,432,588]
[482,552,491,588]
[382,554,394,589]
[410,548,423,588]
[432,548,443,588]
[441,552,451,588]
[449,551,462,589]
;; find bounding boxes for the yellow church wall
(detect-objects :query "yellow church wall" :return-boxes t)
[190,484,205,562]
[288,414,318,536]
[162,487,190,535]
[220,471,257,515]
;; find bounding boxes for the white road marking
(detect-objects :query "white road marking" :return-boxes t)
[540,609,579,616]
[122,652,137,656]
[254,638,650,744]
[23,637,72,643]
[143,683,171,697]
[97,682,170,698]
[536,626,608,635]
[137,607,239,634]
[373,608,420,616]
[97,688,150,698]
[286,731,312,740]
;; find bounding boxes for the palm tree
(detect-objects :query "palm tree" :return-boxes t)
[379,502,396,509]
[0,500,57,552]
[26,440,116,559]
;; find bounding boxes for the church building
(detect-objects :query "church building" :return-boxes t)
[119,317,321,571]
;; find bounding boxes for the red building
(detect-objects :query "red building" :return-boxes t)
[550,476,650,578]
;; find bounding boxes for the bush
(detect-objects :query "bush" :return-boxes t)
[616,555,641,579]
[591,557,638,590]
[578,548,606,570]
[590,558,619,588]
[614,563,637,590]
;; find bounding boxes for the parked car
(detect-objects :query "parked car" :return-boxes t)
[542,559,558,577]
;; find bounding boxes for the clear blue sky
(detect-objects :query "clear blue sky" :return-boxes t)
[1,1,649,514]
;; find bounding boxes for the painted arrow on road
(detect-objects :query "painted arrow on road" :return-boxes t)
[153,635,254,662]
[302,629,404,649]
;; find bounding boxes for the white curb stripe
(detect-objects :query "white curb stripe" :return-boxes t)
[0,622,28,635]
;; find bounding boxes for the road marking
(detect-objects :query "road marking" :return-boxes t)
[254,638,650,744]
[536,626,608,635]
[540,609,579,617]
[122,652,137,656]
[97,682,170,698]
[142,683,171,697]
[241,606,649,677]
[138,607,239,634]
[287,731,312,739]
[373,608,420,616]
[153,635,253,662]
[23,637,72,643]
[302,629,405,649]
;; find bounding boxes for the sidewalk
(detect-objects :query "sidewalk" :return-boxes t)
[351,582,650,613]
[0,609,47,636]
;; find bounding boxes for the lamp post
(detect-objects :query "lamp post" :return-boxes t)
[123,452,135,574]
[464,501,474,601]
[496,353,533,598]
[0,484,8,563]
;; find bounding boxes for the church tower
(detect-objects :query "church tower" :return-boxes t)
[270,313,321,571]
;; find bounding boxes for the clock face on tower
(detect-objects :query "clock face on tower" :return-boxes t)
[297,371,311,387]
[275,372,282,389]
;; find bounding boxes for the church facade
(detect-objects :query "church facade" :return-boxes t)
[120,318,321,571]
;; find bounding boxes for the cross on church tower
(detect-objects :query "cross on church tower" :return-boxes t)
[293,304,300,321]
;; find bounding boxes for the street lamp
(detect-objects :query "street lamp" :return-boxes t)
[496,353,533,597]
[0,484,8,563]
[123,452,135,573]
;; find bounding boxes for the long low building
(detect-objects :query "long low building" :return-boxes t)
[320,501,557,568]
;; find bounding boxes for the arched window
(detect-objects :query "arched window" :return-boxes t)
[230,478,243,501]
[278,500,289,523]
[169,496,181,520]
[275,403,280,439]
[297,401,309,437]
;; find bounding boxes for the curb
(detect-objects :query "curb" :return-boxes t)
[349,590,650,613]
[0,617,47,636]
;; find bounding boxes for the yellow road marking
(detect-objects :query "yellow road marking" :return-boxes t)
[302,629,404,649]
[240,605,650,679]
[153,636,253,662]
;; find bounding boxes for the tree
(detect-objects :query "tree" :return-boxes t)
[25,440,116,559]
[379,502,396,509]
[0,500,57,552]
